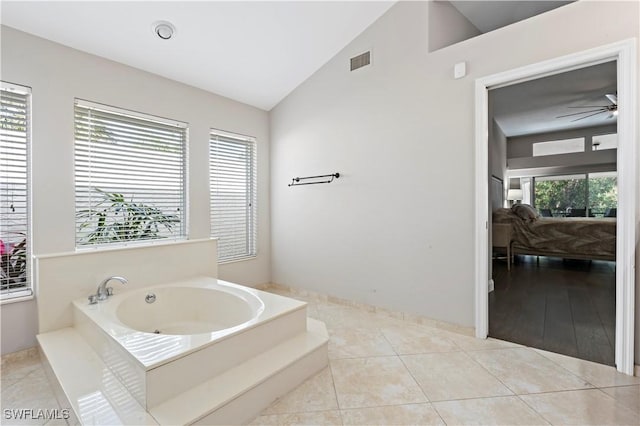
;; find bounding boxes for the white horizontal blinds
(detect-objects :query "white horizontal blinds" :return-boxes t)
[0,85,30,295]
[74,100,186,247]
[210,130,257,262]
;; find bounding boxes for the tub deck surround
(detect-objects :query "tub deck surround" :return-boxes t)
[73,276,310,409]
[37,275,329,424]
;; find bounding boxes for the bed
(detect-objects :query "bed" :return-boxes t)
[493,207,616,261]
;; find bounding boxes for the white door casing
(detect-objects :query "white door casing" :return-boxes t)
[474,39,637,375]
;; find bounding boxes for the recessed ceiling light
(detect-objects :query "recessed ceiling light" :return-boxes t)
[152,21,176,40]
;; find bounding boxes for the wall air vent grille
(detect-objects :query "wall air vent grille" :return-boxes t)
[350,51,371,71]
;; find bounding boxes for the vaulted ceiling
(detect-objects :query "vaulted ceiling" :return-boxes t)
[2,0,584,126]
[1,1,394,110]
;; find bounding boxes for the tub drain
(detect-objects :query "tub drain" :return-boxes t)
[153,329,161,334]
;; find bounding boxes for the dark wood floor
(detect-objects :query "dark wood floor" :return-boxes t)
[489,255,615,366]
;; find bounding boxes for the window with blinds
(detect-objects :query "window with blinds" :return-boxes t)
[209,130,257,262]
[74,100,187,247]
[0,83,31,298]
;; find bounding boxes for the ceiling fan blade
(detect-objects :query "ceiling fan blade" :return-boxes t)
[556,108,606,118]
[570,110,606,122]
[567,105,608,108]
[605,93,617,105]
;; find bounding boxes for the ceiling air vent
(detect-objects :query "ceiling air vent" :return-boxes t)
[350,51,371,72]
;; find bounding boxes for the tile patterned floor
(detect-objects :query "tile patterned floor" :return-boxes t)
[0,348,65,425]
[1,288,639,425]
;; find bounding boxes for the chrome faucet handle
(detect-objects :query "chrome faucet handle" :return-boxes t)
[88,294,98,304]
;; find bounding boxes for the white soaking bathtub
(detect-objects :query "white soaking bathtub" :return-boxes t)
[116,283,263,335]
[72,276,309,410]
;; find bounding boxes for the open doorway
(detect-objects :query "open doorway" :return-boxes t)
[488,62,618,366]
[474,40,636,375]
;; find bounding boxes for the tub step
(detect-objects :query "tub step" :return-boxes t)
[38,319,328,425]
[150,318,329,425]
[37,328,158,425]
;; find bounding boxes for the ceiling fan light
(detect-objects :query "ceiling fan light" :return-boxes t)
[613,109,619,116]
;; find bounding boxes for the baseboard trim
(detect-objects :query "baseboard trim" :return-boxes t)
[264,282,475,337]
[0,346,38,366]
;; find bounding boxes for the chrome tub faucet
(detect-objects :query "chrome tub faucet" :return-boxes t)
[88,276,128,304]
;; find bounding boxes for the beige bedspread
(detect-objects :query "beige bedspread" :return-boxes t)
[493,208,616,260]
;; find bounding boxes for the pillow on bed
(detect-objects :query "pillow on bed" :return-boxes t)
[511,203,539,221]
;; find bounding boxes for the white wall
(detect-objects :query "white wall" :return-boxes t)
[0,27,271,354]
[270,0,640,361]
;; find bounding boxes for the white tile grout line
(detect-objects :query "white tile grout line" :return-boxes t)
[514,392,554,425]
[330,354,432,412]
[597,385,640,416]
[385,326,604,424]
[517,387,640,425]
[380,332,450,425]
[326,360,345,425]
[528,348,619,389]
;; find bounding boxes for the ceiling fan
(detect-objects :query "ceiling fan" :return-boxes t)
[556,93,618,122]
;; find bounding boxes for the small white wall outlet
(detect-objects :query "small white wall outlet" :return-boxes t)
[454,61,466,79]
[488,279,495,293]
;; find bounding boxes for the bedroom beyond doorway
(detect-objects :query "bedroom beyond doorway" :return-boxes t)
[486,59,621,368]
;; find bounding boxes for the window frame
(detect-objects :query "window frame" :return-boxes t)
[74,99,188,250]
[0,81,32,303]
[209,128,257,263]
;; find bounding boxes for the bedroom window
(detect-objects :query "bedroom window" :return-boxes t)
[532,137,584,157]
[209,129,257,262]
[588,172,617,215]
[74,100,187,248]
[535,174,587,216]
[0,82,31,299]
[533,172,617,217]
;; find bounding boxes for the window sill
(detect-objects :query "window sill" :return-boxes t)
[218,255,257,265]
[1,290,34,305]
[75,237,189,253]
